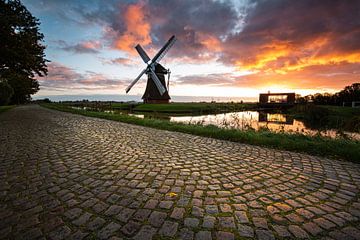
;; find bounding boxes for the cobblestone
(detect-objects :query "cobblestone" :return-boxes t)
[97,222,121,239]
[195,230,212,240]
[148,211,167,227]
[185,217,200,228]
[218,216,236,229]
[303,221,323,236]
[179,228,195,240]
[216,231,234,240]
[87,216,106,231]
[170,207,185,220]
[288,225,309,239]
[202,216,216,229]
[238,224,254,237]
[1,105,360,239]
[133,225,156,240]
[159,220,178,237]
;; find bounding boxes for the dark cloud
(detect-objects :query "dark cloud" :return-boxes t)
[221,0,360,71]
[25,0,360,92]
[24,0,360,68]
[75,0,360,72]
[56,40,102,54]
[78,0,242,61]
[39,62,127,90]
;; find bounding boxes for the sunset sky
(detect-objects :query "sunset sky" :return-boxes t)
[22,0,360,100]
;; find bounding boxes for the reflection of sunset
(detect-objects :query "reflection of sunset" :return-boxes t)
[267,114,286,123]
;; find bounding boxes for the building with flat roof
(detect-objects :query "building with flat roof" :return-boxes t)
[259,92,295,108]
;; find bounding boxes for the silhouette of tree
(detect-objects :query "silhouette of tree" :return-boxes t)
[297,83,360,106]
[2,71,39,103]
[0,0,47,104]
[338,83,360,103]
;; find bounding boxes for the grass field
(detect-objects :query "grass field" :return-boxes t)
[42,103,360,163]
[0,105,15,114]
[76,102,257,114]
[132,102,256,113]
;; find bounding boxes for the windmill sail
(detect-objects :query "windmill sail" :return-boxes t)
[125,68,146,93]
[152,35,176,63]
[125,35,176,103]
[135,44,151,63]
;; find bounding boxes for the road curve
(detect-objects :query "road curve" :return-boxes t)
[0,105,359,239]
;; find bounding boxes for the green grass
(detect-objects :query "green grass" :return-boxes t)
[41,103,360,163]
[322,105,360,116]
[71,102,257,114]
[0,105,15,114]
[111,103,137,110]
[133,102,255,113]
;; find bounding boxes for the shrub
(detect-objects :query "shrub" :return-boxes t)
[0,80,14,105]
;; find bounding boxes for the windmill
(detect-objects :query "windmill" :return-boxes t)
[125,35,176,103]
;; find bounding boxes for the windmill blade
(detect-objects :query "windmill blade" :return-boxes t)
[149,68,166,95]
[125,68,147,93]
[135,44,151,63]
[151,35,176,64]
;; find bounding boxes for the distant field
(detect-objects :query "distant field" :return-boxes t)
[65,101,258,114]
[130,102,256,113]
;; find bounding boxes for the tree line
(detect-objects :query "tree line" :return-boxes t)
[297,83,360,106]
[0,0,47,105]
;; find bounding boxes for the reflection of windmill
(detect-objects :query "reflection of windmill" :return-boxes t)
[126,35,176,103]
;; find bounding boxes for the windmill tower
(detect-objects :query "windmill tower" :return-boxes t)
[125,35,176,103]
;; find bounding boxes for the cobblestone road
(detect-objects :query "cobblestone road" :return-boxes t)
[1,105,360,240]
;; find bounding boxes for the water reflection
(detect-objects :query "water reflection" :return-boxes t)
[168,111,359,140]
[71,106,359,140]
[258,112,293,124]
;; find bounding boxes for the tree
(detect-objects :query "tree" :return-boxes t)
[2,71,39,103]
[338,83,360,103]
[0,79,14,105]
[0,0,47,104]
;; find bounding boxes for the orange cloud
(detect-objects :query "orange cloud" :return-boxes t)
[234,35,360,75]
[233,61,360,94]
[81,40,101,50]
[114,2,151,54]
[221,1,360,82]
[198,33,222,52]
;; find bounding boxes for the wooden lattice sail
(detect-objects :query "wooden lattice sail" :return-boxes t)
[125,35,176,104]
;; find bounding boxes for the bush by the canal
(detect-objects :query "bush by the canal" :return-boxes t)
[42,103,360,163]
[290,104,360,133]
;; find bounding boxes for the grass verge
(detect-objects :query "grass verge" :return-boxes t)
[0,105,15,114]
[68,102,257,114]
[131,102,256,113]
[41,103,360,163]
